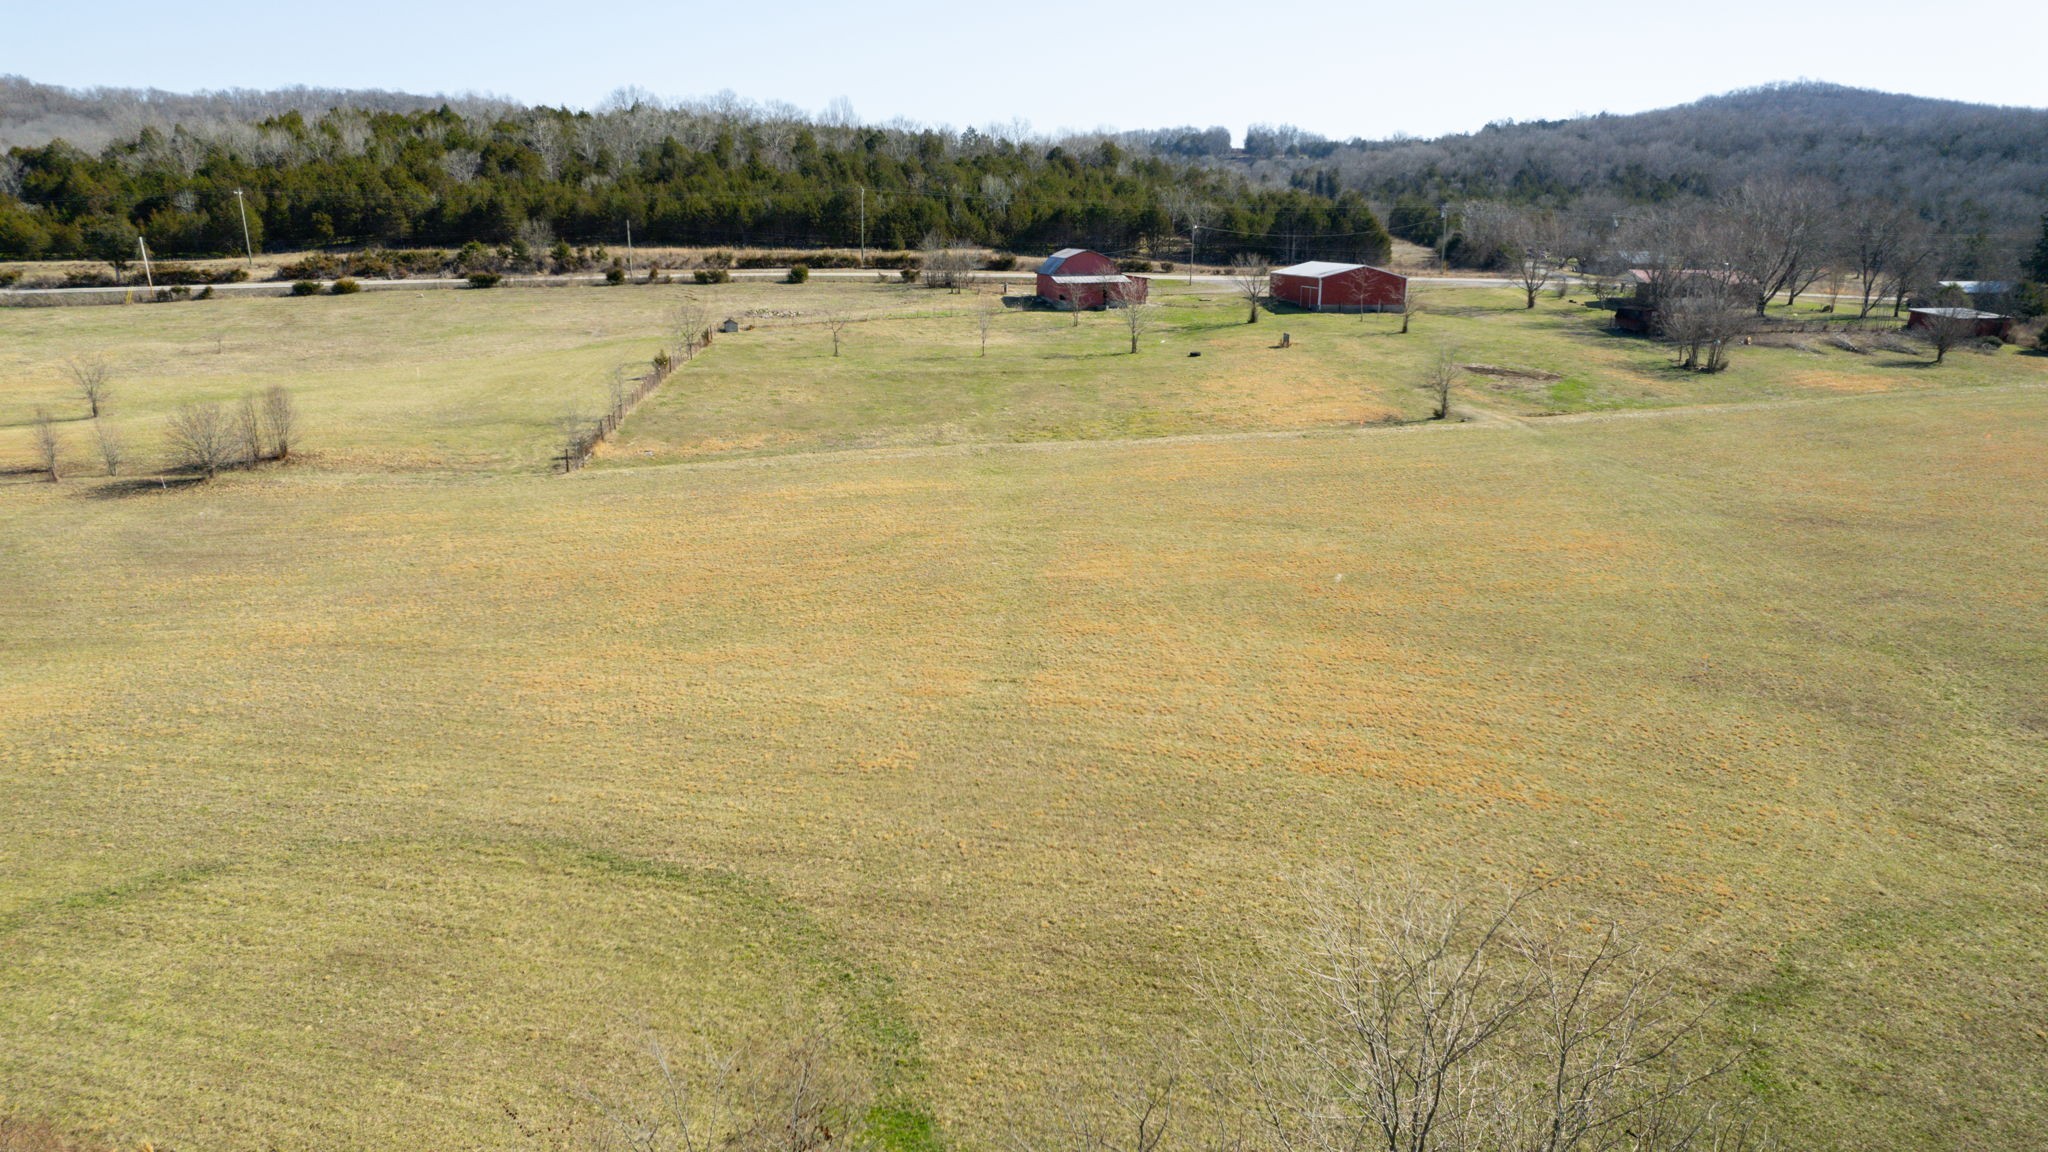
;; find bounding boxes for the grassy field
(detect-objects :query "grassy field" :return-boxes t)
[6,280,2038,476]
[2,282,2045,1151]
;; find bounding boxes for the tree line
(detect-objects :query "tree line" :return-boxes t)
[0,100,1391,268]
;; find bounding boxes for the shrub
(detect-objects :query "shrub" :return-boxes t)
[276,253,343,280]
[604,266,626,285]
[454,239,493,273]
[197,285,215,300]
[701,249,734,270]
[643,263,662,283]
[329,277,362,295]
[0,269,21,287]
[652,350,673,374]
[1118,258,1155,273]
[693,268,731,284]
[150,263,210,285]
[984,254,1017,271]
[900,268,920,283]
[1160,261,1176,272]
[290,280,322,296]
[212,267,250,284]
[467,272,502,289]
[786,264,810,283]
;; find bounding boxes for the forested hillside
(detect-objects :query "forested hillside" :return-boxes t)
[1203,83,2048,270]
[0,89,1389,265]
[4,79,2044,273]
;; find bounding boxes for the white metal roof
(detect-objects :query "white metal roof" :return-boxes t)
[1038,247,1089,275]
[1910,306,2007,319]
[1047,274,1131,285]
[1272,260,1389,279]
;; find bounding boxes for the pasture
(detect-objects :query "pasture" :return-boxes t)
[1,279,2044,1151]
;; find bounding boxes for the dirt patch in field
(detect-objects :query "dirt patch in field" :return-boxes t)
[1462,363,1563,381]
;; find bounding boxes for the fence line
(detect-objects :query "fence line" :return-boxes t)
[557,326,713,473]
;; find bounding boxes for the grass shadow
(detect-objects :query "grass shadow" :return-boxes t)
[85,475,211,499]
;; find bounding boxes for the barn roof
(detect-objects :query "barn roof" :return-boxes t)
[1038,248,1091,275]
[1047,274,1131,285]
[1910,306,2008,320]
[1273,261,1398,279]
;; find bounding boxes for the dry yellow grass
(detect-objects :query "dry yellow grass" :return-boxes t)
[1,284,2044,1151]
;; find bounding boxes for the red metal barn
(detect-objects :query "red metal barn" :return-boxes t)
[1907,307,2014,341]
[1269,261,1408,312]
[1036,248,1148,310]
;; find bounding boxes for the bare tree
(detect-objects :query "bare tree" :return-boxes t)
[263,385,298,460]
[94,418,125,477]
[1422,345,1460,419]
[1845,201,1911,319]
[1396,291,1424,335]
[670,297,713,362]
[1919,291,1981,364]
[236,392,267,465]
[66,355,113,419]
[1721,179,1830,315]
[1113,283,1159,353]
[608,367,631,427]
[825,313,851,357]
[572,1021,873,1152]
[1229,254,1268,324]
[1634,206,1753,372]
[32,407,61,482]
[1503,208,1562,309]
[921,233,976,293]
[165,401,235,478]
[976,298,997,356]
[1214,872,1767,1152]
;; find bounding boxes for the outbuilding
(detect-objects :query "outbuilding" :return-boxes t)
[1269,261,1408,313]
[1036,248,1148,310]
[1906,307,2014,341]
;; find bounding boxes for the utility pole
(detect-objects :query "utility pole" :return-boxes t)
[857,186,866,267]
[625,219,633,274]
[1188,224,1197,284]
[1437,203,1449,272]
[232,189,255,268]
[137,236,154,290]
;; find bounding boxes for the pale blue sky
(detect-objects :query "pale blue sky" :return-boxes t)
[4,0,2043,140]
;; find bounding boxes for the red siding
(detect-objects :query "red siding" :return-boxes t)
[1036,249,1146,310]
[1270,265,1407,311]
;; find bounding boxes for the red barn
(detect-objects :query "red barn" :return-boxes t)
[1269,261,1408,312]
[1036,248,1148,310]
[1906,307,2014,341]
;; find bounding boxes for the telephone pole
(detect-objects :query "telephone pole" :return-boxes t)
[857,186,866,267]
[232,189,255,268]
[625,219,633,274]
[137,236,154,290]
[1437,204,1450,272]
[1188,224,1197,284]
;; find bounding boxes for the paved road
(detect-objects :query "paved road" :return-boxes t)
[1,267,1528,302]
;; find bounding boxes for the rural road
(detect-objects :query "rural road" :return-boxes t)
[0,268,1524,302]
